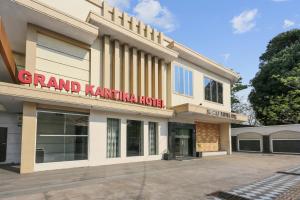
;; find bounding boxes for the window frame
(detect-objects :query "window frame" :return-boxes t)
[35,110,89,164]
[173,65,194,97]
[148,122,158,155]
[106,118,121,158]
[203,76,224,104]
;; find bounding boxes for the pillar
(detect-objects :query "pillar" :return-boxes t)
[20,102,37,174]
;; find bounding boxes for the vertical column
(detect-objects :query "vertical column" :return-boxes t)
[89,110,106,166]
[152,57,158,98]
[166,62,172,107]
[20,102,37,174]
[25,24,37,76]
[122,12,129,29]
[220,123,232,155]
[90,37,101,86]
[112,40,120,90]
[158,60,167,106]
[122,44,130,92]
[102,35,111,88]
[130,47,137,95]
[145,54,152,97]
[144,121,149,156]
[120,118,127,158]
[138,51,145,97]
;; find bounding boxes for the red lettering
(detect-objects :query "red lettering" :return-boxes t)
[95,87,104,97]
[123,93,130,102]
[33,73,46,87]
[18,70,32,84]
[104,88,112,99]
[47,77,59,90]
[146,97,152,106]
[139,96,146,105]
[59,79,70,91]
[85,84,95,96]
[71,81,81,93]
[130,94,137,103]
[156,99,162,108]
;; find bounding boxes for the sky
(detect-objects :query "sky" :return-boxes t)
[106,0,300,101]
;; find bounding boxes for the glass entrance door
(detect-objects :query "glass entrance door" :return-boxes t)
[174,129,192,157]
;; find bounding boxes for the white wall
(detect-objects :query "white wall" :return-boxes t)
[37,0,100,22]
[34,110,168,171]
[232,124,300,136]
[35,33,91,96]
[0,112,21,164]
[171,57,231,112]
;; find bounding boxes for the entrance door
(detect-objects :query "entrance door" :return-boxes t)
[174,129,192,157]
[0,128,8,162]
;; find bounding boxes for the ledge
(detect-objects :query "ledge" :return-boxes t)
[168,42,240,82]
[172,103,248,123]
[13,0,99,45]
[0,82,174,118]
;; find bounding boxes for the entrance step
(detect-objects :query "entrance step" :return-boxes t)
[200,151,227,157]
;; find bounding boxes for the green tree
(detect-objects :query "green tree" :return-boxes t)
[249,29,300,125]
[231,77,248,113]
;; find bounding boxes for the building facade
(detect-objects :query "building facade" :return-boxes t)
[232,124,300,154]
[0,0,247,173]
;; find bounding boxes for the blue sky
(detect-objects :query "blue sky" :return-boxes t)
[107,0,300,100]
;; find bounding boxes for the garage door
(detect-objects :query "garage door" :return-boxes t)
[239,140,261,152]
[272,140,300,153]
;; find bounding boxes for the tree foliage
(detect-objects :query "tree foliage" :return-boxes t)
[249,29,300,125]
[231,77,248,113]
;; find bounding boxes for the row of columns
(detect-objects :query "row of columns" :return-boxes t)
[100,35,167,101]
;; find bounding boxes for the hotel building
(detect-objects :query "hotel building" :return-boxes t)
[0,0,247,173]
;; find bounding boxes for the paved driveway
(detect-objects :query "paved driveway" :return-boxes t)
[0,153,300,200]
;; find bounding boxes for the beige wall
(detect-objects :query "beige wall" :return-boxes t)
[20,102,37,174]
[35,33,90,95]
[171,58,232,112]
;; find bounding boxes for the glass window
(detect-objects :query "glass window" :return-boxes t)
[211,80,217,102]
[127,120,144,157]
[188,71,193,96]
[148,122,157,155]
[204,77,211,101]
[107,118,120,158]
[36,111,88,163]
[173,65,193,96]
[217,82,223,104]
[204,77,223,104]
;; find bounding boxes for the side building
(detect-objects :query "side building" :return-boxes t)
[0,0,247,173]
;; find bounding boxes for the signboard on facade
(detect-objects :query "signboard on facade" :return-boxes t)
[17,70,164,108]
[207,109,237,120]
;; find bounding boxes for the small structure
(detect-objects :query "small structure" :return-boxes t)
[232,124,300,154]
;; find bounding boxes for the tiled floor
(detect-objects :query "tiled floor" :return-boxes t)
[1,153,300,200]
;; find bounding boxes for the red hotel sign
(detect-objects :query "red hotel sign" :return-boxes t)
[18,70,164,108]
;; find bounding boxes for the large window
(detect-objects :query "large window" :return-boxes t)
[174,65,193,96]
[204,77,223,104]
[107,118,120,158]
[36,111,88,163]
[127,120,144,157]
[148,122,158,155]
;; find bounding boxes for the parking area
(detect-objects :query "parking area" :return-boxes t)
[0,153,300,200]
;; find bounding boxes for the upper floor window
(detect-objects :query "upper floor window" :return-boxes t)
[204,77,223,104]
[174,65,193,96]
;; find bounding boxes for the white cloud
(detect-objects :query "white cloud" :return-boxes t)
[133,0,177,32]
[221,53,231,63]
[106,0,131,11]
[283,19,295,29]
[231,9,258,34]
